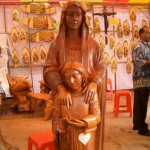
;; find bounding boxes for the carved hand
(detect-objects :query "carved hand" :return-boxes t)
[83,82,97,103]
[55,84,72,109]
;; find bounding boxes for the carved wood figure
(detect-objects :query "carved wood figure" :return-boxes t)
[6,74,32,111]
[43,1,106,150]
[28,80,50,111]
[38,80,51,107]
[27,80,53,120]
[53,61,100,150]
[39,80,53,120]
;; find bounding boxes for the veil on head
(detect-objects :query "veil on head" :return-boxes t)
[56,1,90,66]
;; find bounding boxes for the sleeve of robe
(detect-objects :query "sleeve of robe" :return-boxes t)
[86,37,106,87]
[43,41,63,91]
[82,98,101,131]
[86,38,106,150]
[43,38,106,91]
[52,100,61,133]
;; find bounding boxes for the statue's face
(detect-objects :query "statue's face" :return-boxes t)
[64,69,82,92]
[65,6,83,30]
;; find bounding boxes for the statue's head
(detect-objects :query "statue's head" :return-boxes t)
[56,1,89,59]
[62,1,86,12]
[61,61,88,91]
[60,1,88,31]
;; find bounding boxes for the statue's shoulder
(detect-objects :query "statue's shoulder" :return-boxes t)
[89,36,99,45]
[88,36,99,48]
[48,39,59,53]
[49,39,57,48]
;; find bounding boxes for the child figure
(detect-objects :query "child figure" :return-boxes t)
[52,61,100,150]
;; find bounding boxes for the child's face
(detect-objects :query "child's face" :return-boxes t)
[64,69,83,92]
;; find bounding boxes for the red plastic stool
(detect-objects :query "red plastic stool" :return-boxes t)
[28,130,54,150]
[106,78,113,100]
[114,90,132,117]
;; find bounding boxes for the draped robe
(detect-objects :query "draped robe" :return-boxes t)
[54,93,100,150]
[44,36,106,150]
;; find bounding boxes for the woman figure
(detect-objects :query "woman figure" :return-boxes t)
[55,61,100,150]
[43,1,106,150]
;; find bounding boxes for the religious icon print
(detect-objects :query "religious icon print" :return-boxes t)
[39,30,56,42]
[22,47,30,65]
[19,27,27,44]
[109,34,115,51]
[84,2,92,12]
[20,3,56,14]
[94,18,100,35]
[129,39,135,54]
[111,56,117,74]
[133,25,139,42]
[116,42,123,60]
[21,16,56,30]
[117,23,123,41]
[123,40,129,58]
[11,27,19,47]
[142,20,148,28]
[12,49,19,68]
[104,52,110,67]
[123,20,130,37]
[12,8,20,26]
[31,47,38,64]
[129,6,136,24]
[126,58,132,74]
[29,30,56,42]
[99,35,105,52]
[39,45,47,63]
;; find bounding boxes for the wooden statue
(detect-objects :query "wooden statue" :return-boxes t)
[0,130,19,150]
[31,80,51,108]
[39,80,53,120]
[43,1,106,150]
[27,80,53,120]
[39,80,51,94]
[53,61,100,150]
[6,74,32,111]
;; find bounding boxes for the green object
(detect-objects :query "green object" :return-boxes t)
[56,21,60,30]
